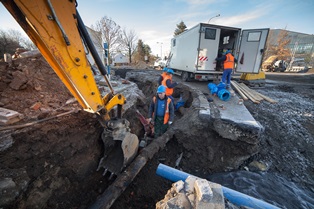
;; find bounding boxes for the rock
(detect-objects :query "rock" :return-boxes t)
[248,161,268,172]
[194,179,213,202]
[0,107,23,125]
[30,102,42,110]
[0,133,13,152]
[157,177,225,209]
[9,71,28,90]
[0,168,30,207]
[0,178,17,206]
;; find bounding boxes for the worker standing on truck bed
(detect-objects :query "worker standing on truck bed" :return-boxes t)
[148,85,174,138]
[215,50,237,89]
[158,67,168,85]
[161,69,178,102]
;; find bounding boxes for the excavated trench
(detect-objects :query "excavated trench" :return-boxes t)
[0,59,261,209]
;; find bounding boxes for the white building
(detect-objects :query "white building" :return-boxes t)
[112,52,129,66]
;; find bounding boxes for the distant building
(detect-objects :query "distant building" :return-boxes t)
[112,52,129,66]
[269,29,314,56]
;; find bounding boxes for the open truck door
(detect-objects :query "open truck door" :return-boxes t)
[236,29,269,74]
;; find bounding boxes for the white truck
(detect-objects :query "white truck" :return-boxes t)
[167,23,269,81]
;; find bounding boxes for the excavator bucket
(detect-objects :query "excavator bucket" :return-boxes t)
[97,119,139,177]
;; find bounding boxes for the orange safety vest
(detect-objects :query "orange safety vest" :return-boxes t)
[153,96,171,124]
[161,75,173,96]
[224,53,235,69]
[161,72,167,80]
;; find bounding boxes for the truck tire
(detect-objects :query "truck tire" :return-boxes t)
[181,72,190,82]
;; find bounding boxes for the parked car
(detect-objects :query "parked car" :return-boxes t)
[154,58,166,69]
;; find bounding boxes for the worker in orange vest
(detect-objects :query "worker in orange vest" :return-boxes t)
[215,49,237,89]
[158,67,168,85]
[147,85,174,138]
[161,69,178,102]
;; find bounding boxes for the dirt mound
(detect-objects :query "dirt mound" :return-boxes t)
[0,56,73,121]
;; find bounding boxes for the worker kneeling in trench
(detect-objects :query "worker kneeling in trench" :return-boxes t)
[147,85,175,138]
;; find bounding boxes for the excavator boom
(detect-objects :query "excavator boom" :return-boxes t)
[1,0,138,176]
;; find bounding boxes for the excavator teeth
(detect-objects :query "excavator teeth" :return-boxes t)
[96,158,104,171]
[109,173,115,180]
[102,168,108,176]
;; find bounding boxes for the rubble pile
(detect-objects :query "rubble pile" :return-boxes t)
[0,52,74,124]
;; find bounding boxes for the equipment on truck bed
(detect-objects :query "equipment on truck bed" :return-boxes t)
[1,0,139,176]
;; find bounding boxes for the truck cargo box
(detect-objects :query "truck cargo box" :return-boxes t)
[168,23,269,81]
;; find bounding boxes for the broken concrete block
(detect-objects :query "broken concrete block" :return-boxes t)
[30,102,42,110]
[194,179,213,202]
[195,181,225,209]
[187,193,195,207]
[184,176,197,194]
[0,107,23,125]
[172,180,184,193]
[156,193,192,209]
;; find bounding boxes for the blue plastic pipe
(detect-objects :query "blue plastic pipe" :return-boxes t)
[207,83,231,101]
[207,83,218,95]
[156,163,280,209]
[218,89,231,101]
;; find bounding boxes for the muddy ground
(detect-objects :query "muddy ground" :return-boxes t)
[0,56,313,209]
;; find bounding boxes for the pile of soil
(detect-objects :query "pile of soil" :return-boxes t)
[0,56,73,120]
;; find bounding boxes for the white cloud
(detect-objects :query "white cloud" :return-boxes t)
[179,0,218,5]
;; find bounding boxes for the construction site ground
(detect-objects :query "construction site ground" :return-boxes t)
[0,56,313,209]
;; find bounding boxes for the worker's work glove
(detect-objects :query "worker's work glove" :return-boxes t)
[146,118,152,123]
[168,121,173,125]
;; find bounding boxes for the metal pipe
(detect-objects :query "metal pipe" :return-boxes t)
[156,163,280,209]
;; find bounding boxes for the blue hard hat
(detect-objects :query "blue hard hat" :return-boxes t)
[163,67,168,72]
[167,69,174,74]
[224,50,231,55]
[157,85,166,93]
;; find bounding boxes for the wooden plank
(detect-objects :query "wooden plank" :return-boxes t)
[235,82,260,104]
[255,92,278,104]
[231,81,248,100]
[239,83,263,102]
[240,84,264,101]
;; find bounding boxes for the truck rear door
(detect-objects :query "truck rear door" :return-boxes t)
[236,29,269,74]
[197,26,220,71]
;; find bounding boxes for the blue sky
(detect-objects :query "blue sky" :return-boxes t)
[1,0,313,57]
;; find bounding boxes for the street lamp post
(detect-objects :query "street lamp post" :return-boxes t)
[208,14,220,23]
[157,42,163,58]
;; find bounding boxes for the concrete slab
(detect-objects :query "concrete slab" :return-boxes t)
[0,108,23,125]
[212,89,261,129]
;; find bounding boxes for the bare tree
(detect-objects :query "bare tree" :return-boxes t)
[0,29,20,55]
[264,29,291,61]
[92,16,121,63]
[119,28,137,63]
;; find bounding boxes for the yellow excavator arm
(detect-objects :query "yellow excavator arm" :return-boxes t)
[1,0,139,175]
[1,0,124,121]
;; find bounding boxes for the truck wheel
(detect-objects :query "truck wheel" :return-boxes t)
[181,72,190,82]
